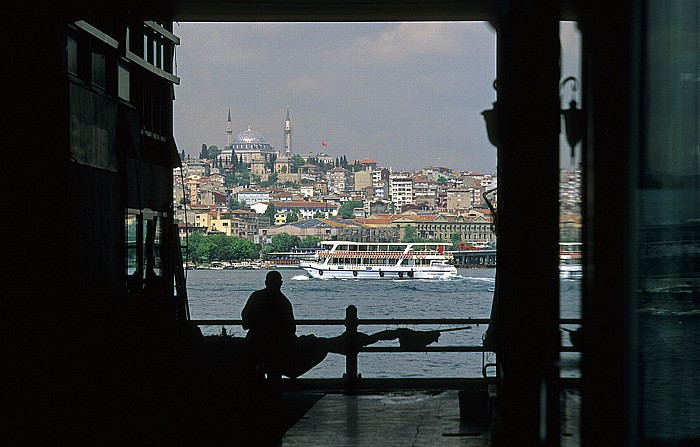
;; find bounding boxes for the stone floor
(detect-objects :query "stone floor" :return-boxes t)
[282,390,490,446]
[281,389,581,446]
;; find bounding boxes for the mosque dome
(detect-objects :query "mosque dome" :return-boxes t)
[234,126,267,144]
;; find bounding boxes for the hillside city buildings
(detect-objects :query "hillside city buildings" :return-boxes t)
[174,109,583,246]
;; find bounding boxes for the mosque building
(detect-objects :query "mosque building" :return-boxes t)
[219,108,292,165]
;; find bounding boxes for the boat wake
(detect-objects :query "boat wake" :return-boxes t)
[638,307,700,316]
[290,274,311,281]
[454,275,496,283]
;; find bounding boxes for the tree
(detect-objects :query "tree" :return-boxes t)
[230,238,260,260]
[260,172,278,188]
[450,232,462,250]
[207,234,229,261]
[280,181,300,189]
[264,203,277,222]
[313,211,325,218]
[199,143,209,160]
[267,233,301,253]
[228,198,248,211]
[286,209,300,223]
[291,154,305,170]
[238,170,251,186]
[401,226,424,243]
[186,232,214,263]
[338,200,364,219]
[184,232,262,263]
[299,235,322,248]
[208,145,220,160]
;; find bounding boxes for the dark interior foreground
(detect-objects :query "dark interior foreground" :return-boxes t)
[4,1,698,446]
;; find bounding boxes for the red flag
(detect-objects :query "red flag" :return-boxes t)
[322,140,327,146]
[438,246,444,254]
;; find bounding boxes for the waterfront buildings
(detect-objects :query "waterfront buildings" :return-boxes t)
[173,125,585,249]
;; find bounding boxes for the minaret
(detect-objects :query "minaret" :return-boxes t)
[226,109,233,146]
[284,106,292,155]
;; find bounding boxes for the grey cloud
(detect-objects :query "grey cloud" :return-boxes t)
[175,21,580,173]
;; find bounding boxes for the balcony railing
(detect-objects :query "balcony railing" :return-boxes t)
[191,305,581,392]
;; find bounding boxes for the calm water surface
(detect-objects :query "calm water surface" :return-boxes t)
[185,268,581,378]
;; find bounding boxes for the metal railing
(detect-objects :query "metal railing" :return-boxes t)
[191,305,581,391]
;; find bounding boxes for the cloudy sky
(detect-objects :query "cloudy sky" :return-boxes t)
[173,22,580,173]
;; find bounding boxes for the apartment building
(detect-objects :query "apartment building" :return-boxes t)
[389,173,414,211]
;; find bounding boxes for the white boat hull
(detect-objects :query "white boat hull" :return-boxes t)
[559,265,583,279]
[301,262,457,280]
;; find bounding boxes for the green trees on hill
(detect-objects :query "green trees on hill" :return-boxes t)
[338,201,364,219]
[182,231,322,264]
[401,226,425,243]
[227,198,248,211]
[450,233,462,249]
[183,232,259,264]
[199,144,209,160]
[263,204,277,221]
[286,209,300,223]
[266,233,300,253]
[299,235,322,248]
[262,233,322,258]
[199,144,220,160]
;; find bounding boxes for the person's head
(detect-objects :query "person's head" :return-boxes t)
[265,270,283,289]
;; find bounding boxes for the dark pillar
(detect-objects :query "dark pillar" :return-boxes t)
[580,2,637,446]
[5,4,72,444]
[344,305,359,393]
[494,1,561,445]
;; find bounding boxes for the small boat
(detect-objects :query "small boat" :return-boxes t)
[300,241,458,280]
[207,261,228,270]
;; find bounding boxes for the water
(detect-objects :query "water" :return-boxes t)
[186,268,581,379]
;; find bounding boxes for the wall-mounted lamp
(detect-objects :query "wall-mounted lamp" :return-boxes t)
[560,76,584,162]
[481,77,585,160]
[481,80,499,148]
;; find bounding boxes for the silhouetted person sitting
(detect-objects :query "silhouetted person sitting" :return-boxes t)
[242,271,295,385]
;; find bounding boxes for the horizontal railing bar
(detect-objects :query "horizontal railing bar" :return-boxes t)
[281,377,495,392]
[352,319,490,325]
[361,346,489,353]
[280,377,581,392]
[362,346,579,353]
[191,309,581,388]
[191,320,244,325]
[191,318,581,326]
[560,319,582,325]
[190,318,489,325]
[560,346,580,352]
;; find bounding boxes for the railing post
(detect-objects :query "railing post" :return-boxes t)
[344,305,359,393]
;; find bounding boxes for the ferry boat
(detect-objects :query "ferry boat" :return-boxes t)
[559,242,583,279]
[300,241,458,280]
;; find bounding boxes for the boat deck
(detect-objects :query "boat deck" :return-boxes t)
[280,389,581,446]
